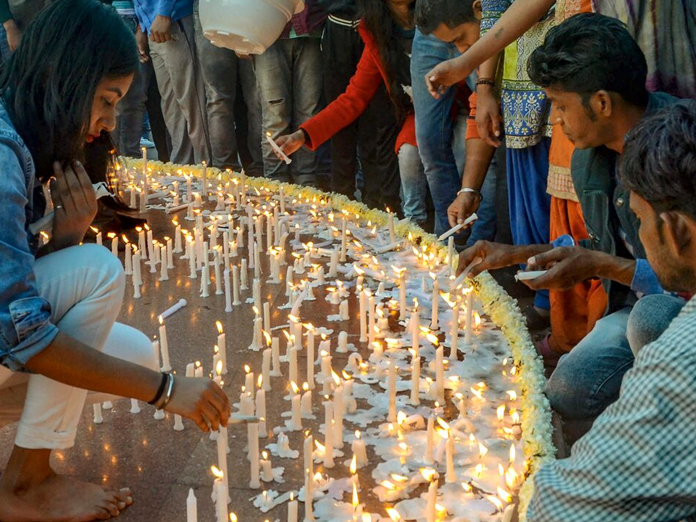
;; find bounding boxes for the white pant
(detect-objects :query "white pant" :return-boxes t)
[0,245,157,449]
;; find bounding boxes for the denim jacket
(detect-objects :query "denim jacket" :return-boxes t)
[569,92,677,314]
[0,103,58,372]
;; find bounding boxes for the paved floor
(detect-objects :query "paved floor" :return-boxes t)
[0,205,542,521]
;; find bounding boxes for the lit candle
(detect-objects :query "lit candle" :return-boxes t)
[263,301,271,332]
[174,222,183,253]
[261,349,271,391]
[217,426,229,494]
[216,321,227,375]
[289,347,298,386]
[351,430,367,468]
[248,423,261,489]
[187,238,197,280]
[304,433,314,478]
[301,383,312,418]
[240,258,249,290]
[110,233,118,257]
[339,299,349,321]
[388,210,396,243]
[124,242,132,275]
[159,244,169,281]
[132,251,141,299]
[306,329,315,390]
[320,352,333,395]
[158,316,171,372]
[368,294,376,345]
[304,468,314,522]
[244,366,255,400]
[260,451,273,482]
[288,492,298,522]
[399,275,407,318]
[213,470,227,522]
[426,477,438,522]
[329,247,339,278]
[448,236,455,277]
[340,217,347,262]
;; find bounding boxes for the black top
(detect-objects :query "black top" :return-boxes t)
[317,0,356,19]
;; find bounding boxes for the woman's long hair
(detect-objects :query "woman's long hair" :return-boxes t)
[358,0,415,125]
[0,0,139,186]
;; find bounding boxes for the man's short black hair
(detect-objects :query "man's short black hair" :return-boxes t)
[415,0,478,35]
[528,13,649,108]
[621,100,696,221]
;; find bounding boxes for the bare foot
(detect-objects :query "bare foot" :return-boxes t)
[0,471,133,522]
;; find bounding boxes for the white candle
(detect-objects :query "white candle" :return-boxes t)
[329,247,339,278]
[304,433,314,478]
[132,251,141,298]
[450,304,459,360]
[93,403,103,424]
[217,323,227,375]
[359,290,367,343]
[244,369,255,400]
[222,230,230,268]
[130,398,141,414]
[320,353,333,395]
[425,415,435,464]
[431,278,439,329]
[146,229,154,261]
[368,295,376,345]
[351,431,367,468]
[186,488,197,522]
[435,346,445,403]
[289,347,298,386]
[263,301,271,332]
[256,387,267,436]
[214,477,227,522]
[465,290,474,344]
[323,401,335,468]
[388,211,396,243]
[399,276,407,318]
[174,224,183,253]
[285,266,294,296]
[138,228,146,256]
[217,426,229,494]
[271,337,282,377]
[110,234,119,257]
[301,384,312,418]
[188,239,197,279]
[214,250,223,295]
[224,269,233,312]
[240,258,249,289]
[333,384,344,448]
[173,414,184,431]
[411,308,420,356]
[387,362,397,423]
[159,244,169,281]
[158,317,171,372]
[445,430,456,483]
[306,330,315,390]
[124,242,132,275]
[304,468,314,522]
[290,383,302,431]
[288,493,298,522]
[410,356,421,406]
[232,265,241,305]
[339,299,349,321]
[248,423,261,488]
[337,331,348,353]
[260,451,273,482]
[426,479,438,522]
[448,236,455,277]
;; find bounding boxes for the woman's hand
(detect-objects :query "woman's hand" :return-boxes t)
[475,87,503,147]
[425,55,473,99]
[164,377,231,432]
[49,161,98,251]
[274,131,306,159]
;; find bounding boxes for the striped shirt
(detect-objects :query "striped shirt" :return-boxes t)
[528,296,696,521]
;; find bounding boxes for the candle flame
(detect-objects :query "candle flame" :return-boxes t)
[497,486,513,503]
[462,482,473,492]
[211,465,224,479]
[342,370,352,380]
[497,405,506,422]
[291,381,300,394]
[381,480,396,490]
[216,321,223,334]
[436,418,450,431]
[352,481,359,508]
[506,390,518,401]
[215,360,223,376]
[263,331,272,346]
[230,514,237,522]
[420,468,437,481]
[386,508,402,521]
[257,375,263,388]
[158,315,164,326]
[509,443,516,464]
[303,382,309,392]
[355,430,361,440]
[478,443,488,458]
[244,365,250,374]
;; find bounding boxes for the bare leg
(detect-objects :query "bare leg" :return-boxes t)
[0,446,132,522]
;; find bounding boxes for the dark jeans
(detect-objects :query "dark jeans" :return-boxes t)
[321,18,401,210]
[254,38,323,186]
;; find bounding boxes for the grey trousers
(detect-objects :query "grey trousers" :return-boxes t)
[149,15,210,165]
[253,38,323,186]
[193,6,264,171]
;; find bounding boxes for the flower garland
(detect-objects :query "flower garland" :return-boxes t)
[131,159,555,519]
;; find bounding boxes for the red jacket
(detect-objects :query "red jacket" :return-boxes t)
[301,23,416,155]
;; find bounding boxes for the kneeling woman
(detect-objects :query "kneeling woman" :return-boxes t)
[0,1,230,520]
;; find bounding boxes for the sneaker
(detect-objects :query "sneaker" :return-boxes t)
[140,137,155,149]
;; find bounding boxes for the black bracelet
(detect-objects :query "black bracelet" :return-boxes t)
[148,372,168,405]
[476,78,496,88]
[299,127,311,147]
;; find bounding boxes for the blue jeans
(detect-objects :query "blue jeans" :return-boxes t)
[398,144,428,225]
[546,294,685,423]
[410,29,461,237]
[253,38,323,186]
